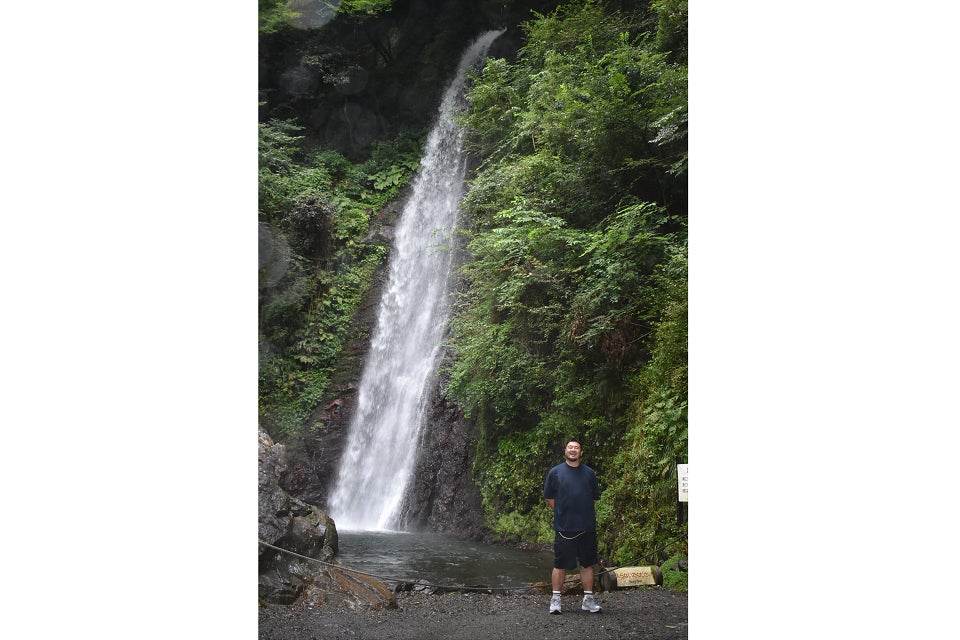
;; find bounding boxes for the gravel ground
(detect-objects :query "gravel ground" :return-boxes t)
[259,587,688,640]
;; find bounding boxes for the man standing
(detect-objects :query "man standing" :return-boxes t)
[543,439,602,614]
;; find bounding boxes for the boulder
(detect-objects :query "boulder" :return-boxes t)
[318,567,398,610]
[259,429,339,604]
[258,429,397,610]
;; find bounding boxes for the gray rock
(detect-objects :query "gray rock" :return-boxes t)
[259,429,396,609]
[259,429,338,604]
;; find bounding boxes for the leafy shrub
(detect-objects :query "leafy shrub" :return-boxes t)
[449,1,687,564]
[660,553,688,592]
[258,121,419,441]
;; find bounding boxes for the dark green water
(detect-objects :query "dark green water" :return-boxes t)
[336,530,554,590]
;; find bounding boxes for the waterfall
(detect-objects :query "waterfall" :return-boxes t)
[327,29,504,531]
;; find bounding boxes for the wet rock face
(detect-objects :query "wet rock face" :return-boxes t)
[259,429,339,604]
[278,390,356,515]
[396,372,486,538]
[259,0,515,157]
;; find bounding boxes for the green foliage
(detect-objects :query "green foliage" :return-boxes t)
[369,163,415,191]
[660,553,688,591]
[260,258,316,347]
[463,2,686,226]
[488,508,553,545]
[449,0,687,564]
[360,130,423,194]
[336,0,394,17]
[596,246,687,566]
[461,57,524,160]
[473,430,557,544]
[259,117,303,173]
[258,114,420,441]
[258,0,297,35]
[651,0,688,62]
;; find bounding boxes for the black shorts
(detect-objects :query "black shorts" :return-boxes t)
[553,530,598,570]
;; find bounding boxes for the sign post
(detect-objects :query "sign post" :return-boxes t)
[677,463,688,502]
[677,463,688,528]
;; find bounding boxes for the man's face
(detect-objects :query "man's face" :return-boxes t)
[565,441,582,462]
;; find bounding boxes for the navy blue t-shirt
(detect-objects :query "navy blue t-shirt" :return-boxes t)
[543,462,601,532]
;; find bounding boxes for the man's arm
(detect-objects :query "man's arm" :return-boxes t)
[544,467,556,510]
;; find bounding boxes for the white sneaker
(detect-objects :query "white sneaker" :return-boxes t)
[581,594,601,613]
[549,595,562,614]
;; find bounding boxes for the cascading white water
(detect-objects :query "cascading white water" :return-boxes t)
[327,29,504,531]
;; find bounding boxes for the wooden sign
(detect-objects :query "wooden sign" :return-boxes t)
[677,463,688,502]
[600,565,663,590]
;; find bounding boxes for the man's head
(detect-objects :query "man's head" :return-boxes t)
[563,439,583,465]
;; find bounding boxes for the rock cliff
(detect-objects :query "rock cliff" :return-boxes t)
[259,0,541,156]
[259,429,397,609]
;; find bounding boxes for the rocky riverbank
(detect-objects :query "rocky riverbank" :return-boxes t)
[259,587,688,640]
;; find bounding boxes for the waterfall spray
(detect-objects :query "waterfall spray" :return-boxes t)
[327,29,505,531]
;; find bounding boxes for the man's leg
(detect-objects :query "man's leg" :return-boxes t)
[579,564,602,612]
[550,534,571,614]
[579,564,594,592]
[552,567,566,591]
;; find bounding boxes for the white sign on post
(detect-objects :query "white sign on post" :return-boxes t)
[677,464,688,502]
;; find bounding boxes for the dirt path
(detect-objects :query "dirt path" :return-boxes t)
[259,588,688,640]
